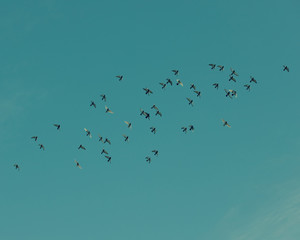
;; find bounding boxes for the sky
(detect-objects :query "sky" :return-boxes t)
[0,0,300,239]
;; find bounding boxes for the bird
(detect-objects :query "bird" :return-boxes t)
[78,145,86,150]
[98,135,104,142]
[159,82,167,89]
[228,89,237,98]
[230,68,239,76]
[222,119,231,128]
[13,164,20,171]
[31,136,38,141]
[194,91,201,97]
[140,108,145,116]
[105,156,112,163]
[116,75,123,81]
[150,127,157,134]
[224,89,232,98]
[38,144,45,150]
[166,78,173,85]
[75,160,82,169]
[176,79,183,86]
[144,112,150,120]
[124,121,132,128]
[53,124,60,130]
[189,125,194,131]
[209,64,216,69]
[143,88,153,95]
[172,70,179,75]
[217,65,224,71]
[90,101,96,108]
[105,106,113,114]
[151,105,159,111]
[181,127,188,133]
[190,84,196,90]
[101,149,108,155]
[186,98,194,106]
[250,76,257,84]
[283,65,289,72]
[100,94,106,101]
[155,110,162,117]
[213,83,219,89]
[104,138,111,145]
[229,75,236,82]
[84,128,92,138]
[152,150,159,156]
[146,156,151,163]
[244,84,251,91]
[123,135,129,142]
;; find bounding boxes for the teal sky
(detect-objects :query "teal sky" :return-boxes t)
[1,0,300,239]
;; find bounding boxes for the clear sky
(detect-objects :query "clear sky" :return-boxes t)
[1,0,300,239]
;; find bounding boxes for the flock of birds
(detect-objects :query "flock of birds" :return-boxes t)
[12,65,290,171]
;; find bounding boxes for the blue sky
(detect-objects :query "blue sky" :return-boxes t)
[1,0,300,239]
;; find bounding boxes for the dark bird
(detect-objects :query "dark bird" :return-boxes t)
[116,75,123,81]
[150,127,157,134]
[176,79,183,86]
[283,65,289,72]
[75,160,82,169]
[124,121,132,128]
[224,89,232,98]
[123,135,129,142]
[155,111,162,117]
[146,156,151,163]
[31,136,38,141]
[84,128,92,138]
[101,149,108,155]
[209,64,216,69]
[151,105,159,111]
[190,84,196,90]
[143,88,153,95]
[90,101,96,108]
[53,124,60,130]
[186,98,194,106]
[104,138,111,145]
[98,135,104,142]
[13,164,20,171]
[100,94,106,101]
[244,84,251,91]
[172,70,179,75]
[230,68,239,76]
[229,75,236,82]
[38,144,45,150]
[217,65,224,71]
[189,125,194,131]
[145,112,150,120]
[194,91,201,97]
[152,150,159,156]
[229,89,237,98]
[105,106,113,114]
[78,145,86,150]
[250,76,257,84]
[222,119,231,128]
[159,82,167,89]
[181,127,188,133]
[213,83,219,89]
[105,156,112,163]
[166,78,173,85]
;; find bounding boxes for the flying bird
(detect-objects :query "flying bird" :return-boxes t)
[159,82,167,89]
[222,119,231,128]
[104,138,111,145]
[124,121,132,128]
[209,64,216,69]
[151,105,159,111]
[166,78,173,85]
[150,127,157,134]
[38,144,45,150]
[224,89,232,98]
[181,127,188,133]
[143,88,153,95]
[31,136,38,141]
[213,83,219,89]
[230,68,239,76]
[194,91,201,97]
[229,75,236,82]
[98,135,104,142]
[53,124,60,130]
[152,150,159,156]
[155,111,162,117]
[283,65,289,72]
[84,128,92,138]
[116,75,123,81]
[176,79,183,86]
[100,94,106,101]
[244,84,251,91]
[190,84,196,90]
[250,76,257,84]
[13,164,20,171]
[186,98,194,106]
[228,89,237,98]
[217,65,224,71]
[189,125,194,131]
[146,156,151,163]
[105,106,113,114]
[144,112,150,120]
[75,160,82,169]
[123,135,129,142]
[101,149,108,155]
[78,145,86,150]
[172,70,179,75]
[105,156,112,163]
[90,101,96,108]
